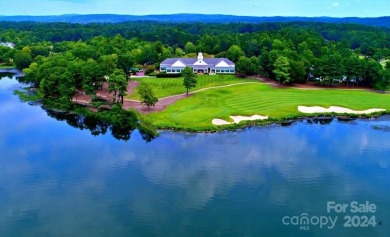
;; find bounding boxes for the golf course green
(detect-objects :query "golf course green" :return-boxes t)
[146,80,390,130]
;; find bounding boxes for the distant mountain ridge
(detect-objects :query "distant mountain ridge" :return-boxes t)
[0,14,389,28]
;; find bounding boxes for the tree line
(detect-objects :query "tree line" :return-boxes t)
[1,21,390,92]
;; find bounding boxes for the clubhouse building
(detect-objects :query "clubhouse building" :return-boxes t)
[160,52,235,74]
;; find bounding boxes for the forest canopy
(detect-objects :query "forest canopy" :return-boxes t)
[1,21,390,92]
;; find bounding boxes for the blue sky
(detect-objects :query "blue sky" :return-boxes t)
[0,0,389,17]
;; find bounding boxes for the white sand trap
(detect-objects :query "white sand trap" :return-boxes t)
[212,115,269,126]
[298,106,385,114]
[212,119,232,126]
[230,115,269,123]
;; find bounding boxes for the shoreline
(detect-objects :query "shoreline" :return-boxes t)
[0,68,25,77]
[153,111,389,133]
[7,75,390,134]
[12,86,390,134]
[15,86,390,133]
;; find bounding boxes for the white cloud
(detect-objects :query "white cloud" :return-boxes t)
[332,2,340,7]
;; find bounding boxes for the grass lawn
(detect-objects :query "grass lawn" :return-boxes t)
[0,64,15,69]
[148,83,390,130]
[127,75,257,100]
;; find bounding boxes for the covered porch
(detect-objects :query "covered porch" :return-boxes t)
[193,66,213,74]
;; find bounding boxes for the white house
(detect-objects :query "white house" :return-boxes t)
[160,52,235,74]
[0,42,15,49]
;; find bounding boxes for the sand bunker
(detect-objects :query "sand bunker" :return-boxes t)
[212,115,269,126]
[298,106,385,114]
[212,119,232,125]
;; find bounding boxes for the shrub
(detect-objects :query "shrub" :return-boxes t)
[157,73,182,78]
[144,65,156,74]
[148,71,158,76]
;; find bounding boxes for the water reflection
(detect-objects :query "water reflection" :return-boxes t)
[1,75,389,237]
[44,109,110,136]
[1,75,151,142]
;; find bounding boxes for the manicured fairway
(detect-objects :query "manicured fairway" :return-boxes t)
[149,83,390,129]
[127,75,256,100]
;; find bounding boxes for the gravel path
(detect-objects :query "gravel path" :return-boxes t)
[123,94,191,114]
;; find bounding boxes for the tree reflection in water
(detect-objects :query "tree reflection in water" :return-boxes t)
[43,108,146,141]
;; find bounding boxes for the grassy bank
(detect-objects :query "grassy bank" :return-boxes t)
[148,83,390,130]
[0,65,15,69]
[126,75,256,100]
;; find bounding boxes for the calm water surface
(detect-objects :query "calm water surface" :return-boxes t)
[0,76,389,237]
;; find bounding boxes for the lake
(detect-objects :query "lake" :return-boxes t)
[0,75,389,237]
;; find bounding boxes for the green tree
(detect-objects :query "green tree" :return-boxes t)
[363,59,384,88]
[22,62,39,86]
[185,42,197,54]
[227,45,245,63]
[386,61,390,70]
[117,53,134,76]
[174,47,184,57]
[14,50,33,69]
[182,67,197,95]
[98,54,118,76]
[236,56,260,76]
[271,39,284,51]
[344,55,362,81]
[108,69,128,104]
[381,68,390,91]
[323,53,344,85]
[138,83,158,109]
[71,43,98,60]
[273,56,291,84]
[289,60,306,83]
[31,45,50,58]
[81,59,105,95]
[38,61,76,109]
[67,59,85,89]
[0,46,14,64]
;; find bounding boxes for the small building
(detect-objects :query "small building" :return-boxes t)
[130,67,146,77]
[160,52,235,74]
[136,70,145,77]
[0,42,15,49]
